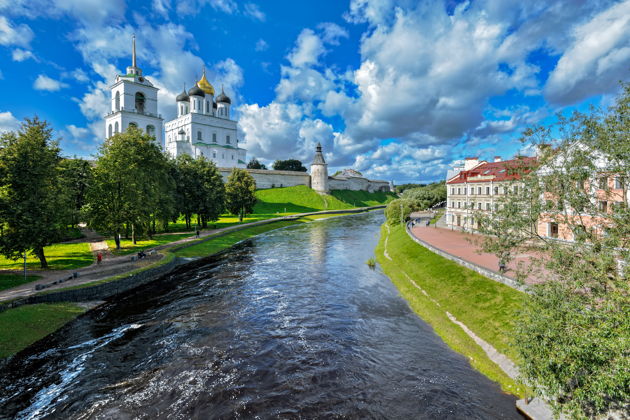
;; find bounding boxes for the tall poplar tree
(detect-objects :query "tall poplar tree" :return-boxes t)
[0,117,66,268]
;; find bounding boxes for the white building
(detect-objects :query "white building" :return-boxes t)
[164,70,246,168]
[104,36,246,168]
[104,36,163,144]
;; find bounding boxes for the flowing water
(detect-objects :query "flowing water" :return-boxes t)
[0,211,520,419]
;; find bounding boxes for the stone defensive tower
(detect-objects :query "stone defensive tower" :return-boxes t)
[310,142,329,193]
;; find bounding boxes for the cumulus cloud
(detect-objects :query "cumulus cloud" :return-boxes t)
[544,0,630,104]
[0,111,20,133]
[0,16,33,48]
[34,74,69,91]
[317,22,349,45]
[11,48,35,61]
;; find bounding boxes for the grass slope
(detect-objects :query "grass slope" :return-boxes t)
[106,233,196,256]
[0,303,85,358]
[376,224,526,396]
[0,243,93,271]
[254,185,395,214]
[0,274,41,292]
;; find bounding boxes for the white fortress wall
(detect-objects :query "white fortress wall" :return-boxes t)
[328,177,390,192]
[218,168,311,189]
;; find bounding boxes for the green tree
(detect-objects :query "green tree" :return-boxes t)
[225,168,256,222]
[85,127,173,248]
[401,181,447,209]
[58,157,92,228]
[272,159,307,172]
[475,85,630,418]
[384,198,422,225]
[246,158,267,170]
[0,117,67,268]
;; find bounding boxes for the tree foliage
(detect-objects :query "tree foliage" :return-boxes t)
[400,181,446,210]
[475,85,630,418]
[58,157,92,228]
[246,158,267,170]
[85,127,174,248]
[225,168,256,222]
[384,198,422,225]
[0,117,66,268]
[272,159,307,172]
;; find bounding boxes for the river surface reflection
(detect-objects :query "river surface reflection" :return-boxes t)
[0,211,520,419]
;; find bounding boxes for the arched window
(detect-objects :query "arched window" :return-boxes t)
[135,92,145,113]
[115,91,120,111]
[114,121,119,133]
[108,124,112,138]
[206,101,209,113]
[197,131,202,140]
[146,125,155,137]
[129,122,138,129]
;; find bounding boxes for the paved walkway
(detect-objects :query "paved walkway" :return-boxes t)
[409,224,547,285]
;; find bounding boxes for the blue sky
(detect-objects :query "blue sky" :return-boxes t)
[0,0,628,183]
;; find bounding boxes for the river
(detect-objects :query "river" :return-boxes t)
[0,211,520,419]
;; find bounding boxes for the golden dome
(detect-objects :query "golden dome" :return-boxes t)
[197,72,215,95]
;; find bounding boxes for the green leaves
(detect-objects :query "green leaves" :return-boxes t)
[225,169,256,222]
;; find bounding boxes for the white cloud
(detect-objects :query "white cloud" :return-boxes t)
[244,3,265,22]
[317,22,349,45]
[0,111,20,133]
[152,0,170,18]
[0,16,33,48]
[544,0,630,104]
[11,48,34,61]
[255,38,268,52]
[33,74,69,91]
[287,29,326,68]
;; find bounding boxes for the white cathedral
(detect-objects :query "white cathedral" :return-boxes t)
[104,36,247,168]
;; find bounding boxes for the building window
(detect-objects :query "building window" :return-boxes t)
[212,133,217,142]
[494,203,499,211]
[226,135,230,144]
[513,186,519,194]
[115,91,120,111]
[129,122,137,129]
[470,187,474,195]
[232,155,234,160]
[197,131,202,140]
[478,202,482,209]
[213,151,216,158]
[494,186,499,195]
[486,186,490,195]
[549,222,559,238]
[503,187,508,194]
[114,121,119,133]
[458,202,461,208]
[108,124,112,138]
[206,101,209,113]
[135,92,145,113]
[614,176,624,189]
[477,187,482,195]
[146,125,155,137]
[457,187,461,195]
[451,188,455,195]
[486,203,490,210]
[599,201,608,213]
[598,176,608,190]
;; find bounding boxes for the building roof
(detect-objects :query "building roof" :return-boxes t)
[447,156,537,184]
[312,142,326,165]
[197,71,215,95]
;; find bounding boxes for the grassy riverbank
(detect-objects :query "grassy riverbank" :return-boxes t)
[0,303,86,358]
[375,223,526,396]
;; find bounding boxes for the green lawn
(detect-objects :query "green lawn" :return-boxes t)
[0,243,93,271]
[0,274,41,291]
[0,303,86,358]
[330,189,397,207]
[376,224,527,396]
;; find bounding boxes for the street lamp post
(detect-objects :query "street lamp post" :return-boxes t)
[23,250,27,281]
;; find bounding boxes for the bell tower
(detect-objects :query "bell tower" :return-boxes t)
[104,35,163,144]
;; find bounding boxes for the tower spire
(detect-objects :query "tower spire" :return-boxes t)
[132,34,137,68]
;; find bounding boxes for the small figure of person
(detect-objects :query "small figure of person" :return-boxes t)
[196,228,200,238]
[498,260,507,273]
[97,251,102,266]
[138,250,146,259]
[426,219,430,227]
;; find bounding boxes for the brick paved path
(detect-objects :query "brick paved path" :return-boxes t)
[410,225,546,285]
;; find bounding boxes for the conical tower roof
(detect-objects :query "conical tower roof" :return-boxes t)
[312,142,326,165]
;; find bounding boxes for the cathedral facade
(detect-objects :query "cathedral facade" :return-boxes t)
[105,36,246,168]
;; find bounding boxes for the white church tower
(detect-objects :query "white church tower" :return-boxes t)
[104,35,163,144]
